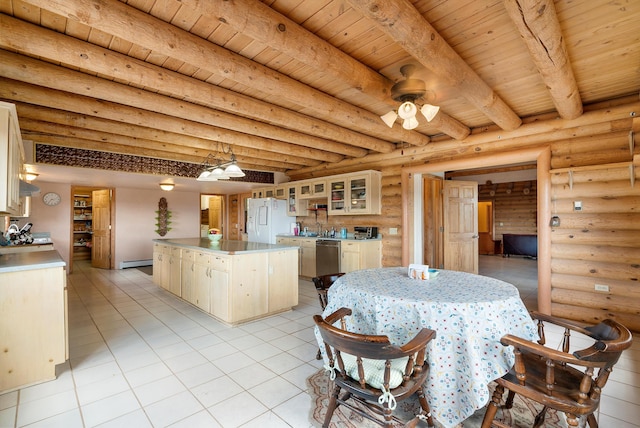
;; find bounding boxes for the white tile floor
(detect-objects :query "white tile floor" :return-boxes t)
[0,260,638,427]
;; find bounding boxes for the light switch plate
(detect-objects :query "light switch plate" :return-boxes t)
[574,201,582,211]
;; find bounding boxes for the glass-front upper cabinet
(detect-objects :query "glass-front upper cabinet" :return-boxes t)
[274,186,286,200]
[298,180,327,199]
[286,184,308,217]
[328,171,381,215]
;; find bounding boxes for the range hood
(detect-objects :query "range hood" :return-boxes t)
[19,180,40,196]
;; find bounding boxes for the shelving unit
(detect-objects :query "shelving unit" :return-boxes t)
[72,193,92,260]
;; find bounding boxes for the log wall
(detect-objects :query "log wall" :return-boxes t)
[288,99,640,332]
[478,181,538,240]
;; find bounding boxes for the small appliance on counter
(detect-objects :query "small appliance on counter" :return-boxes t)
[4,222,34,245]
[353,226,378,240]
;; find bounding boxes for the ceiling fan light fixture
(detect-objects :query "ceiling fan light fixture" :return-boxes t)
[402,116,419,130]
[398,101,418,120]
[380,110,398,128]
[420,104,440,122]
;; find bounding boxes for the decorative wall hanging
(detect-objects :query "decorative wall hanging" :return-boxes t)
[156,197,172,236]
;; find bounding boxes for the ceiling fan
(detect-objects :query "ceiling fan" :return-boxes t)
[381,64,440,130]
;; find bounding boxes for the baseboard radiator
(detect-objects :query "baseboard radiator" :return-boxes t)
[119,259,153,269]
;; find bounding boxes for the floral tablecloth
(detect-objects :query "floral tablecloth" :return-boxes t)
[316,267,538,428]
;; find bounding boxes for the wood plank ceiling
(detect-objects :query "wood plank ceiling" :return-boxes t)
[0,0,638,181]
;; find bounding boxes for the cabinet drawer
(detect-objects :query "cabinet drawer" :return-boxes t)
[195,252,210,265]
[211,255,229,272]
[182,249,195,262]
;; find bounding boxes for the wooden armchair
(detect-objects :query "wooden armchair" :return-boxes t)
[314,307,436,428]
[312,272,345,311]
[481,311,632,428]
[313,272,345,359]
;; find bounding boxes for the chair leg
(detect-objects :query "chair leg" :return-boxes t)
[322,383,341,428]
[533,406,548,428]
[586,413,598,428]
[383,406,394,427]
[415,386,434,427]
[481,383,504,428]
[316,348,322,360]
[564,412,581,427]
[504,390,515,409]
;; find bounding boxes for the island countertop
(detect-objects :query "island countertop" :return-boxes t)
[153,238,299,255]
[0,250,66,273]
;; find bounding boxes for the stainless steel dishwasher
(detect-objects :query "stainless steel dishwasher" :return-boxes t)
[316,239,341,277]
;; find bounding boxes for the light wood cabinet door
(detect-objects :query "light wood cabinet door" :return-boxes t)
[210,268,229,321]
[230,253,268,323]
[268,250,299,311]
[1,266,67,393]
[0,103,24,215]
[168,247,182,296]
[341,241,361,273]
[299,238,316,278]
[299,180,327,199]
[328,171,381,215]
[193,252,211,312]
[181,249,195,303]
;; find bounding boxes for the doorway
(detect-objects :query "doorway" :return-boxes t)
[200,194,225,237]
[69,186,114,273]
[402,146,551,313]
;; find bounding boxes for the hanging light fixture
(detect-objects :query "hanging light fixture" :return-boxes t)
[380,64,440,130]
[197,143,245,181]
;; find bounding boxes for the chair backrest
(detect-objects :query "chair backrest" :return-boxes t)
[504,311,633,403]
[312,272,345,310]
[314,307,435,391]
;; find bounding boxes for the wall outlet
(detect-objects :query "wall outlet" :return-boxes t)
[574,201,582,211]
[594,284,609,292]
[389,227,398,235]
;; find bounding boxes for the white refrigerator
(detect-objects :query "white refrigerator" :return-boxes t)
[247,198,292,244]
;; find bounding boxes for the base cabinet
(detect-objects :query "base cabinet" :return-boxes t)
[153,243,298,325]
[341,240,382,273]
[277,237,316,278]
[1,265,67,393]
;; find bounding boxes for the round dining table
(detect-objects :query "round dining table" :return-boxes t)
[316,267,538,428]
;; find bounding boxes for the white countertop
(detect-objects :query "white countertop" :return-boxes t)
[0,250,66,273]
[153,238,299,254]
[276,234,381,241]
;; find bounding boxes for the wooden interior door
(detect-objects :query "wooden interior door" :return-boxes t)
[423,175,444,269]
[443,180,479,273]
[228,193,251,240]
[91,189,112,269]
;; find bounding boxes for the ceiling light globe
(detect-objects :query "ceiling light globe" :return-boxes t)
[380,111,398,128]
[211,167,230,180]
[420,104,440,122]
[402,116,419,130]
[398,101,418,120]
[224,163,245,178]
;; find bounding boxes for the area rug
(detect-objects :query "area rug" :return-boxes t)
[307,370,568,428]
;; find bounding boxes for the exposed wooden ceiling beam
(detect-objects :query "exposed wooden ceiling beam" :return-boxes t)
[0,17,372,157]
[17,112,314,169]
[24,0,429,148]
[503,0,582,119]
[0,77,343,164]
[347,0,522,131]
[179,0,470,140]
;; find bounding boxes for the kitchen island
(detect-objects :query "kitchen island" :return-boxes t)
[0,250,68,393]
[152,238,299,325]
